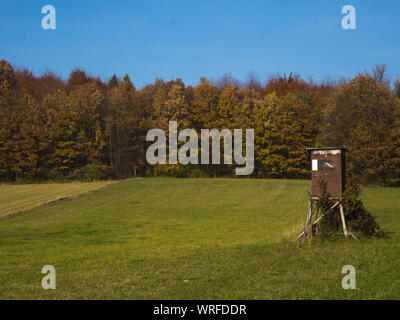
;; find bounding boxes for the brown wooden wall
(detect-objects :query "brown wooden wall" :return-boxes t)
[310,149,344,197]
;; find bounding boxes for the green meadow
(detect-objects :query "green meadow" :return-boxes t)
[0,178,399,299]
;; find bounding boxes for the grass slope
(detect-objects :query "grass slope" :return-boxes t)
[0,181,114,219]
[0,178,399,299]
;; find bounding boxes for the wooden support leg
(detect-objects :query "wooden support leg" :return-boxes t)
[312,202,319,236]
[302,201,312,243]
[339,203,348,237]
[297,200,340,239]
[348,232,358,240]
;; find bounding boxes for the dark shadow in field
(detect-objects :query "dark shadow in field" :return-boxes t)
[128,201,141,205]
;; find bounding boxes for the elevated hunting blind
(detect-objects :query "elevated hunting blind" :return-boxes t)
[298,147,357,242]
[308,147,346,198]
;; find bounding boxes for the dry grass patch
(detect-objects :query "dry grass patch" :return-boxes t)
[0,181,114,219]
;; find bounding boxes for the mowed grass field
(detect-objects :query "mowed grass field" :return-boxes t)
[0,178,399,299]
[0,181,114,219]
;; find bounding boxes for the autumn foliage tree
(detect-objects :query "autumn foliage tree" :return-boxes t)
[0,60,18,180]
[320,75,400,185]
[255,92,319,178]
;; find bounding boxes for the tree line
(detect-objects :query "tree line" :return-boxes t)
[0,59,399,185]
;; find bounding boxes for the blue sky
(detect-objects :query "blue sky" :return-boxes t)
[1,0,399,88]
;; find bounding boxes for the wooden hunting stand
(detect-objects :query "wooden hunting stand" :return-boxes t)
[298,148,357,242]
